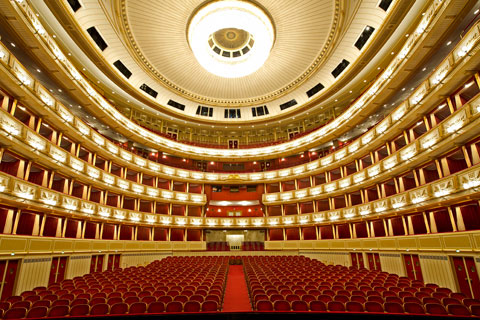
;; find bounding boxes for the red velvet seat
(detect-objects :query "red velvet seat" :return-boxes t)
[166,301,183,312]
[26,306,47,318]
[367,296,384,304]
[184,301,201,312]
[345,301,364,312]
[463,298,480,307]
[365,301,384,313]
[47,305,69,317]
[90,303,109,315]
[147,301,165,313]
[333,295,349,303]
[441,297,461,306]
[447,304,470,316]
[51,299,69,307]
[129,302,147,314]
[6,296,22,304]
[403,302,425,314]
[327,301,345,312]
[174,295,189,303]
[110,302,128,315]
[425,303,447,315]
[158,296,173,304]
[4,307,27,319]
[471,304,480,317]
[256,300,273,311]
[317,294,332,303]
[309,300,327,311]
[70,304,90,316]
[384,302,404,313]
[125,296,140,305]
[201,300,218,312]
[24,295,40,303]
[11,301,31,309]
[270,294,283,302]
[291,300,308,311]
[273,300,291,311]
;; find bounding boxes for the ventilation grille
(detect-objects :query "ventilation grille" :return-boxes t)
[86,27,108,51]
[280,99,297,111]
[306,83,325,98]
[167,100,185,111]
[140,83,158,98]
[331,59,350,78]
[113,60,132,79]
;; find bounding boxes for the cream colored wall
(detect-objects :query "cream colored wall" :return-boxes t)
[419,254,457,289]
[120,252,170,268]
[66,255,91,280]
[379,253,405,276]
[301,251,350,266]
[15,257,51,295]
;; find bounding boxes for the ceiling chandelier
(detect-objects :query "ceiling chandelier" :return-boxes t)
[188,0,275,78]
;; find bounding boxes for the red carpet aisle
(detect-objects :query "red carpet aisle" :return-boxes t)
[222,265,252,312]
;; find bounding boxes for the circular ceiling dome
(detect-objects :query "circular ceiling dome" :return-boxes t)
[187,1,275,78]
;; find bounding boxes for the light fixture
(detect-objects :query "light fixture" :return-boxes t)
[188,0,275,78]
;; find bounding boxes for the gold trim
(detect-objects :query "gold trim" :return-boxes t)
[117,0,341,106]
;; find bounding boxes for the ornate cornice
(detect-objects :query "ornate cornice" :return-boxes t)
[117,0,342,106]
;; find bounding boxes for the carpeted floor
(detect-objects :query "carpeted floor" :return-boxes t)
[222,265,252,312]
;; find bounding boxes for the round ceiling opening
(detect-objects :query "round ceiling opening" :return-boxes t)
[188,0,275,78]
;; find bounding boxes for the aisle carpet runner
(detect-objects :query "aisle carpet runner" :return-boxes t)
[222,265,252,312]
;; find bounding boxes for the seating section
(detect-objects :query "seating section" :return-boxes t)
[0,256,228,318]
[244,256,480,316]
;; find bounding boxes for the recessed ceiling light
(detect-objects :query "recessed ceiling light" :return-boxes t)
[401,88,406,91]
[475,9,479,14]
[446,41,452,46]
[422,67,427,71]
[36,69,41,73]
[10,43,15,47]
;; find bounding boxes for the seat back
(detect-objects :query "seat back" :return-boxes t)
[345,301,364,312]
[110,302,128,315]
[47,305,69,317]
[309,300,327,311]
[273,300,291,311]
[183,301,201,312]
[129,302,147,314]
[166,301,183,312]
[365,301,384,313]
[26,306,48,318]
[256,300,273,311]
[4,307,27,319]
[70,304,90,316]
[425,303,447,315]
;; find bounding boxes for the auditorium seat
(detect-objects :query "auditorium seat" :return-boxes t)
[129,302,147,314]
[447,304,471,316]
[201,300,218,312]
[327,301,345,311]
[47,305,69,317]
[70,304,90,316]
[184,301,201,312]
[26,306,47,318]
[90,303,109,315]
[147,301,165,313]
[345,301,364,312]
[273,300,291,311]
[309,300,327,311]
[384,302,404,313]
[365,301,384,313]
[291,300,308,311]
[110,302,128,314]
[4,307,27,319]
[425,303,448,315]
[166,301,183,312]
[256,300,273,311]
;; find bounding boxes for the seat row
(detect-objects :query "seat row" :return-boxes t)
[255,299,477,316]
[2,300,219,319]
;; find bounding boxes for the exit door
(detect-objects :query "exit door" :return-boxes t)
[452,256,480,299]
[48,257,67,286]
[351,252,364,269]
[404,254,423,282]
[0,260,19,300]
[90,255,104,273]
[367,252,381,270]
